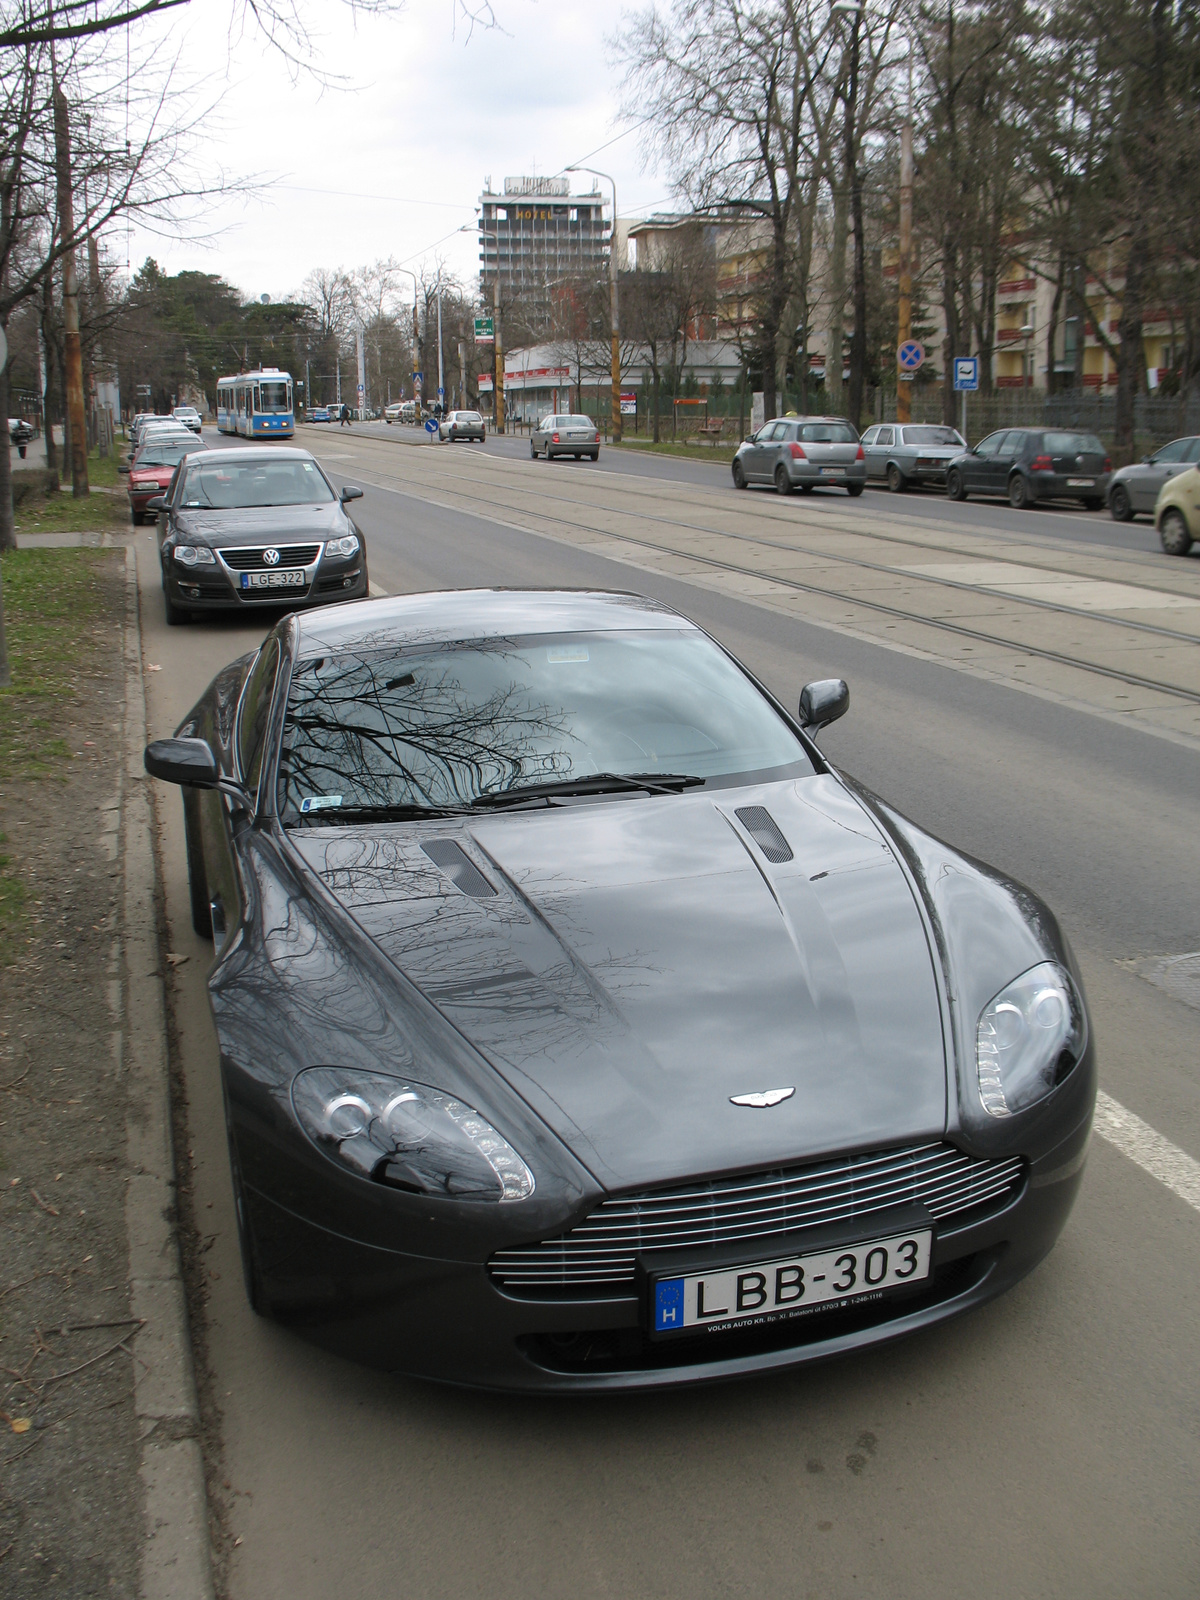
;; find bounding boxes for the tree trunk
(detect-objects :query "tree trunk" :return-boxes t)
[826,182,848,413]
[844,13,867,431]
[41,273,59,474]
[1114,229,1147,464]
[651,357,661,444]
[941,234,961,428]
[0,345,15,557]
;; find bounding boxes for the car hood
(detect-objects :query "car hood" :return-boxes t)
[172,502,349,543]
[289,775,947,1191]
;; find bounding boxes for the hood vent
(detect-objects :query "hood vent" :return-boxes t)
[734,806,793,864]
[421,839,497,898]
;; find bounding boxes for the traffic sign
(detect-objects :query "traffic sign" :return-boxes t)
[898,340,924,373]
[356,383,365,395]
[437,386,444,397]
[474,317,494,344]
[620,391,637,415]
[953,356,980,391]
[424,417,438,434]
[412,371,423,383]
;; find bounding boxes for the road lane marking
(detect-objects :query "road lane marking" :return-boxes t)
[1094,1091,1200,1212]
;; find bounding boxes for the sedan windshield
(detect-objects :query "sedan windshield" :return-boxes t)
[178,457,334,509]
[277,629,812,823]
[558,416,593,429]
[902,427,961,446]
[135,441,205,468]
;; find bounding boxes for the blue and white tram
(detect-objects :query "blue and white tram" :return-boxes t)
[216,368,295,438]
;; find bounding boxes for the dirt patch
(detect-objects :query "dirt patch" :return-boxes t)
[0,547,143,1597]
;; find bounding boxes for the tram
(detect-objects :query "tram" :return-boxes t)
[216,368,295,438]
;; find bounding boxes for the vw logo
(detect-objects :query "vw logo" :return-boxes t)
[263,547,281,566]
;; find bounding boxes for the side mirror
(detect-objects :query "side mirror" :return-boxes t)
[146,495,167,513]
[118,462,130,474]
[340,485,364,502]
[145,736,219,787]
[799,678,849,732]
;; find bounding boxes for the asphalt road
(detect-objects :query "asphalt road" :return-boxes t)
[139,431,1200,1599]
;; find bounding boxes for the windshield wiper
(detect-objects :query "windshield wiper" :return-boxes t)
[292,801,472,824]
[471,772,705,809]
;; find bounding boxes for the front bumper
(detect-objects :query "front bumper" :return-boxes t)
[166,557,368,613]
[235,1108,1092,1393]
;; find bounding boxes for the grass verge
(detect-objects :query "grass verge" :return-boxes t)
[611,437,740,465]
[12,444,130,536]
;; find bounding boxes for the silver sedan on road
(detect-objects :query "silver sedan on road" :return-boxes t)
[861,422,966,491]
[1108,436,1200,520]
[438,410,486,442]
[732,416,866,495]
[531,414,601,460]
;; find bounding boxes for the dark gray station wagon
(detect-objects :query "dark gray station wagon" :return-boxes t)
[732,417,866,496]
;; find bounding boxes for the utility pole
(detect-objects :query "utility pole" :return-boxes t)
[436,288,444,414]
[897,116,913,425]
[52,65,88,497]
[458,340,467,408]
[494,257,504,434]
[355,325,366,418]
[568,166,621,441]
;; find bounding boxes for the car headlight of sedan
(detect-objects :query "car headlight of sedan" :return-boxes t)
[173,545,216,566]
[324,533,359,559]
[292,1066,535,1201]
[976,962,1085,1118]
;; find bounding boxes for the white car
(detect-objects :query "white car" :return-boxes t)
[438,410,486,442]
[172,406,203,434]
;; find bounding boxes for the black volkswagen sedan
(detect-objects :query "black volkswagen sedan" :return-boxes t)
[945,428,1110,510]
[150,446,369,626]
[145,590,1095,1392]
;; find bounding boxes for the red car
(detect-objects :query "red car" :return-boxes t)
[121,435,207,524]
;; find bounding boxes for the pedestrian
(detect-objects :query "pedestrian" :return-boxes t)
[339,403,350,427]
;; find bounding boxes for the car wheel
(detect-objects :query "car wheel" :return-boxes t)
[1008,473,1032,510]
[846,482,864,498]
[224,1101,267,1315]
[1083,496,1104,512]
[531,441,538,458]
[799,483,814,494]
[732,459,747,490]
[131,509,142,526]
[775,463,793,496]
[1109,484,1133,522]
[183,793,212,940]
[886,463,906,493]
[1159,508,1194,557]
[163,587,187,627]
[589,452,599,461]
[946,468,967,501]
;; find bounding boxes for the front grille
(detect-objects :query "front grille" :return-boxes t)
[489,1143,1025,1293]
[219,543,321,571]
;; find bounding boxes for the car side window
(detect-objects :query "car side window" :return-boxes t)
[975,432,1005,458]
[1154,439,1191,463]
[877,427,894,446]
[999,431,1024,457]
[861,427,878,445]
[237,638,281,797]
[1187,440,1200,462]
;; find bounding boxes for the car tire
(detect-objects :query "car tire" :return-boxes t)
[1083,496,1104,511]
[799,483,814,494]
[1109,484,1133,521]
[846,482,864,498]
[1159,508,1194,557]
[183,793,212,940]
[589,452,599,461]
[530,441,537,458]
[886,463,906,493]
[163,587,187,627]
[1008,473,1032,510]
[732,460,747,490]
[946,468,967,501]
[775,463,793,496]
[223,1099,268,1316]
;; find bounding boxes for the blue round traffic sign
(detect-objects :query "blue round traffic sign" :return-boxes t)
[898,340,925,372]
[424,418,438,434]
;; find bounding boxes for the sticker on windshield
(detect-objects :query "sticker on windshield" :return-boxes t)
[299,794,343,814]
[546,645,589,664]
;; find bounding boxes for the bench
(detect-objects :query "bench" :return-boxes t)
[694,419,726,443]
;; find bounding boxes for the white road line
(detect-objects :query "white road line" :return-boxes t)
[1094,1091,1200,1212]
[368,581,388,597]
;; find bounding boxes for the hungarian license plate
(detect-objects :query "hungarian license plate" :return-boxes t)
[819,466,842,476]
[1067,477,1094,487]
[649,1228,932,1337]
[241,570,305,590]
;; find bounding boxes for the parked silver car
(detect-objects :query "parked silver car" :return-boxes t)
[861,422,966,491]
[438,409,486,442]
[531,414,600,461]
[732,416,865,495]
[1108,436,1200,521]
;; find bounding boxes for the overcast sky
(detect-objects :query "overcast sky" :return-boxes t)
[122,0,675,304]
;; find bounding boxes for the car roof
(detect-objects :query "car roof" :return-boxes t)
[293,589,693,658]
[190,445,316,462]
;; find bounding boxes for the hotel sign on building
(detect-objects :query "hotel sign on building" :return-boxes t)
[478,175,609,300]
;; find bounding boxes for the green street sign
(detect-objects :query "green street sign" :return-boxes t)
[474,316,494,344]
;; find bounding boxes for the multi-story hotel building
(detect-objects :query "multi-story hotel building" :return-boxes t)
[478,177,610,300]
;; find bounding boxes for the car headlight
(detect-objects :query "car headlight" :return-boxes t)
[976,962,1085,1117]
[292,1067,535,1201]
[324,533,359,559]
[173,545,216,566]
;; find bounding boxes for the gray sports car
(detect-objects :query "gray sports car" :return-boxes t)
[145,590,1095,1392]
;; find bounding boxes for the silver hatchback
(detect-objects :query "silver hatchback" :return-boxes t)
[1108,436,1200,521]
[531,414,601,460]
[861,422,966,491]
[732,416,866,495]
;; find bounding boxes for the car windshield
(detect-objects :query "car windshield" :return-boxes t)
[795,422,858,443]
[558,416,593,428]
[902,426,961,445]
[136,441,204,467]
[459,413,481,423]
[1043,432,1105,454]
[277,628,812,822]
[178,457,334,509]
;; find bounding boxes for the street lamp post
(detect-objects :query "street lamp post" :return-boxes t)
[567,165,622,443]
[476,209,505,432]
[1020,322,1035,389]
[897,53,914,425]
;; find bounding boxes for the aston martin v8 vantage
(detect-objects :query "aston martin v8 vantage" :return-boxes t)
[145,590,1095,1392]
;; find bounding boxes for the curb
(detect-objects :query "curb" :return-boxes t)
[120,545,216,1600]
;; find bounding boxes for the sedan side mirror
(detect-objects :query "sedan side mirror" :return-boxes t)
[799,678,849,731]
[145,736,219,787]
[340,485,364,502]
[146,496,168,513]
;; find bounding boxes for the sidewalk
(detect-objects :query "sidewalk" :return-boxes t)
[0,537,212,1598]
